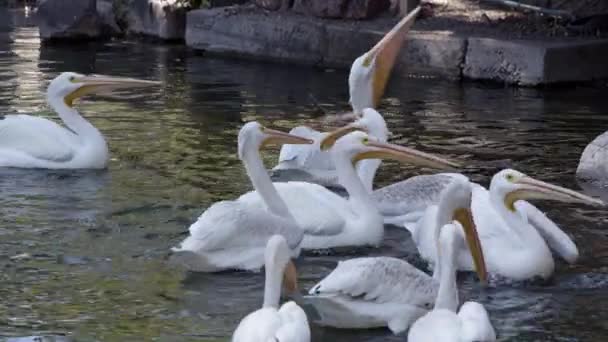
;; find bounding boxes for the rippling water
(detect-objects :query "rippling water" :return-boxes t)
[1,7,608,342]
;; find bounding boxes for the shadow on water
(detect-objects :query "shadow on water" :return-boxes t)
[1,6,608,342]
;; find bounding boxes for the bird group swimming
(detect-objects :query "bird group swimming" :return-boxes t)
[2,6,606,342]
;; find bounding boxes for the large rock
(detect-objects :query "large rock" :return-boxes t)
[186,7,464,79]
[187,7,326,64]
[126,0,186,40]
[36,0,102,40]
[463,38,608,85]
[292,0,346,18]
[577,131,608,183]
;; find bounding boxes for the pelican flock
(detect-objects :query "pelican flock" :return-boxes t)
[4,4,605,342]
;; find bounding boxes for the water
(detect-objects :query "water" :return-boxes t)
[2,7,608,342]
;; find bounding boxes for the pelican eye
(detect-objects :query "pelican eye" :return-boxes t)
[506,174,515,182]
[69,76,76,82]
[362,55,372,67]
[362,137,369,145]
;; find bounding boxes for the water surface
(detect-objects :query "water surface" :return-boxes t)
[1,7,608,342]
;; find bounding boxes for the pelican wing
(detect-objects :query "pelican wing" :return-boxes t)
[274,126,336,175]
[408,309,462,342]
[239,181,347,236]
[276,126,324,166]
[232,308,282,342]
[275,302,311,342]
[180,200,302,252]
[0,115,77,162]
[309,257,436,307]
[514,200,579,263]
[373,173,461,217]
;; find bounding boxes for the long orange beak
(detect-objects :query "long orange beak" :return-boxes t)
[365,6,421,107]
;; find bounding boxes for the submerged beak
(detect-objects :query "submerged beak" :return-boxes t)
[506,176,605,210]
[262,128,314,148]
[453,208,487,283]
[364,6,421,107]
[282,260,299,296]
[320,124,366,151]
[65,75,160,106]
[353,140,460,170]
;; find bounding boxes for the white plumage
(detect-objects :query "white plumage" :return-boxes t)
[409,169,602,280]
[171,122,312,272]
[303,177,488,335]
[0,72,158,169]
[232,235,310,342]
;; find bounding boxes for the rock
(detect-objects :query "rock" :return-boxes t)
[97,0,122,36]
[36,0,102,40]
[344,0,390,19]
[577,131,608,183]
[292,0,346,18]
[464,37,608,85]
[254,0,293,11]
[126,0,186,40]
[186,7,464,79]
[187,7,325,64]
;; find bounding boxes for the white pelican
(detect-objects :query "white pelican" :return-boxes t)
[410,169,604,281]
[170,122,313,272]
[272,7,421,187]
[232,235,310,342]
[408,302,496,342]
[241,130,458,250]
[302,176,487,334]
[318,115,459,222]
[0,72,159,169]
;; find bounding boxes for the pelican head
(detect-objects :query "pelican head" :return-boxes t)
[47,72,160,108]
[348,7,421,113]
[320,108,388,151]
[491,169,604,211]
[238,122,313,160]
[332,131,459,170]
[348,53,377,113]
[436,177,487,283]
[265,235,299,297]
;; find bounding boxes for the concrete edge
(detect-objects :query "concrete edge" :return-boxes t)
[185,8,608,86]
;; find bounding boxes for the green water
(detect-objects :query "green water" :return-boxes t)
[2,7,608,342]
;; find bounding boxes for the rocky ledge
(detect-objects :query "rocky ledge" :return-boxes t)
[36,0,187,41]
[186,4,608,86]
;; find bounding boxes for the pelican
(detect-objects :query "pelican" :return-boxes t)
[410,169,604,281]
[302,177,487,334]
[408,302,496,341]
[170,122,312,272]
[272,7,421,187]
[0,72,159,169]
[241,130,458,250]
[232,235,310,342]
[319,114,458,222]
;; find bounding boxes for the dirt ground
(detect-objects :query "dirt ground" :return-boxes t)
[234,0,608,40]
[415,0,608,39]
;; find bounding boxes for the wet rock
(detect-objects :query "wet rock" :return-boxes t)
[292,0,346,18]
[97,0,122,36]
[254,0,293,11]
[126,0,186,40]
[36,0,102,41]
[344,0,390,19]
[577,131,608,183]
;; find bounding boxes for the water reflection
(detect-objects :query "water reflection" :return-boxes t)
[1,7,608,342]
